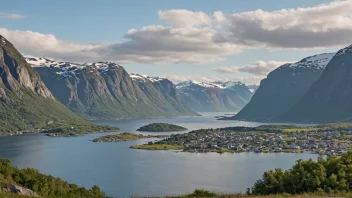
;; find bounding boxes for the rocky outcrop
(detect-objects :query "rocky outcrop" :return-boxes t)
[2,184,39,197]
[0,36,53,99]
[0,34,94,133]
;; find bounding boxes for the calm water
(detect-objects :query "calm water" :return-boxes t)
[0,112,317,197]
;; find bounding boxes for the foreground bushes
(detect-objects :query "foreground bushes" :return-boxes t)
[251,151,352,195]
[0,159,105,198]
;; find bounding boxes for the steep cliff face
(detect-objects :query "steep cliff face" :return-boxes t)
[131,74,193,114]
[176,81,252,112]
[29,58,196,119]
[277,45,352,123]
[232,53,335,121]
[0,35,93,133]
[0,36,53,99]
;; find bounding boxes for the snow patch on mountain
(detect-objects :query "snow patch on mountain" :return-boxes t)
[176,80,246,90]
[130,73,166,83]
[25,56,121,78]
[280,53,335,71]
[336,45,352,57]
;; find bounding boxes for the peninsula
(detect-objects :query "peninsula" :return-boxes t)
[136,123,188,132]
[92,132,169,142]
[131,123,352,155]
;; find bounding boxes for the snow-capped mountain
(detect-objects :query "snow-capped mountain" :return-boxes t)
[129,73,166,83]
[25,56,122,78]
[277,44,352,123]
[25,56,197,119]
[279,53,334,71]
[231,52,335,122]
[176,80,252,112]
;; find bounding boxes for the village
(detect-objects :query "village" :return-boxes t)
[152,127,352,155]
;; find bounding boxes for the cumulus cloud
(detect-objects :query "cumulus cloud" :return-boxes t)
[221,0,352,48]
[166,74,265,85]
[0,24,243,64]
[158,9,211,27]
[214,61,289,75]
[0,13,26,19]
[1,1,352,64]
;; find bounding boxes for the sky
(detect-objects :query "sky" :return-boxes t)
[1,0,351,85]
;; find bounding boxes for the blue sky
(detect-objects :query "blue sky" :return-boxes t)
[0,0,349,84]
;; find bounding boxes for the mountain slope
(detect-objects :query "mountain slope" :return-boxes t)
[0,35,114,134]
[247,85,259,93]
[277,45,352,123]
[231,53,335,121]
[176,81,252,112]
[28,57,196,119]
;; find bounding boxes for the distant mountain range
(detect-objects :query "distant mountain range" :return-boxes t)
[231,53,335,122]
[176,80,253,112]
[26,56,197,119]
[0,35,106,133]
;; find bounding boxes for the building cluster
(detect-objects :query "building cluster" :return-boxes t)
[159,129,352,155]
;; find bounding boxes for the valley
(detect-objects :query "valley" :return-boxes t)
[1,2,352,196]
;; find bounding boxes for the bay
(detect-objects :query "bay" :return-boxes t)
[0,112,317,197]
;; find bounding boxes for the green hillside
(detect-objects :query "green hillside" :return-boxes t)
[0,35,117,135]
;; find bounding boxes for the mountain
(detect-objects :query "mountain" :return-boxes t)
[176,80,252,112]
[247,85,259,93]
[277,45,352,123]
[26,57,196,119]
[0,35,114,134]
[231,53,335,121]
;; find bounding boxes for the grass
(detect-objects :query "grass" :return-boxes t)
[93,133,168,142]
[130,144,184,150]
[133,189,350,198]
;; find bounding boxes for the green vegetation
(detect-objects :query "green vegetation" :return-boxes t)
[92,132,168,142]
[250,151,352,195]
[0,35,118,136]
[130,144,184,150]
[137,123,188,132]
[0,158,105,198]
[187,189,218,197]
[0,77,118,137]
[167,189,352,198]
[0,89,119,137]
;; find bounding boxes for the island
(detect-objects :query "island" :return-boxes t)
[131,123,352,155]
[136,123,188,132]
[92,132,169,142]
[45,125,119,137]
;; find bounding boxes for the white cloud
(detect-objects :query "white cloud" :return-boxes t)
[214,61,289,75]
[221,0,352,48]
[0,28,100,62]
[0,13,26,19]
[1,1,352,64]
[158,9,211,27]
[0,24,243,64]
[167,74,265,85]
[213,11,227,24]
